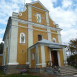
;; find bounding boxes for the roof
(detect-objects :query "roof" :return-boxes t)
[3,17,12,41]
[0,54,3,56]
[28,39,67,49]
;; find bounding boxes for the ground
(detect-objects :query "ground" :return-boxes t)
[0,71,39,77]
[0,70,76,77]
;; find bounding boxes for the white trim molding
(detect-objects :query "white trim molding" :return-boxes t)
[11,17,62,31]
[8,62,19,65]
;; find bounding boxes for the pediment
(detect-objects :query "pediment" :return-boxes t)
[27,1,48,11]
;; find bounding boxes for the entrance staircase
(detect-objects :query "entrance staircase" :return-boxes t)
[59,65,77,76]
[40,66,77,76]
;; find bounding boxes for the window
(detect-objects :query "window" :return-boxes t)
[38,35,42,41]
[37,13,41,23]
[53,38,56,43]
[32,53,35,60]
[20,32,25,43]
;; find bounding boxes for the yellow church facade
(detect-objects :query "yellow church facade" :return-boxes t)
[2,1,67,69]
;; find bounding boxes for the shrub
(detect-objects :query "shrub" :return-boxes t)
[67,54,77,68]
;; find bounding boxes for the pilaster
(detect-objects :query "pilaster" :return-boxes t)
[28,5,33,47]
[8,20,19,65]
[46,11,52,41]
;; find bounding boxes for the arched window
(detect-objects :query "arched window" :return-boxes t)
[53,38,56,43]
[20,32,25,43]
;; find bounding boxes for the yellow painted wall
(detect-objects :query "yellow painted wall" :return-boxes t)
[32,7,46,25]
[32,2,57,28]
[0,56,2,66]
[16,2,64,67]
[59,49,64,66]
[18,7,28,21]
[51,30,58,43]
[31,48,36,68]
[17,23,28,64]
[45,46,50,62]
[49,16,56,28]
[33,27,48,44]
[32,3,45,10]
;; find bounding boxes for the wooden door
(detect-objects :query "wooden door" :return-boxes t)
[51,51,58,66]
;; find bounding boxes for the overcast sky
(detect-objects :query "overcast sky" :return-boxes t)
[0,0,77,44]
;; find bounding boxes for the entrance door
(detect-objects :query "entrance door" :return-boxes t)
[51,51,58,66]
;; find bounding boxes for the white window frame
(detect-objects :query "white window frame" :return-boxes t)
[53,38,56,43]
[37,13,41,23]
[20,32,25,44]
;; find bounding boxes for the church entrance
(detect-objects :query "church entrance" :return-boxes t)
[51,51,58,66]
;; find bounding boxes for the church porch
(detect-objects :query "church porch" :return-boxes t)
[28,39,66,68]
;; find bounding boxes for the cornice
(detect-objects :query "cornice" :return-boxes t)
[11,17,62,31]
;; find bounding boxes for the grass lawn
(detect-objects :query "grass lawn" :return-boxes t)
[0,70,40,77]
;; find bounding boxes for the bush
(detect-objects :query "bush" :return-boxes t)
[67,54,77,68]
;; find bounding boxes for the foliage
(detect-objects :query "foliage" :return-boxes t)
[69,39,77,54]
[0,42,4,54]
[67,54,77,68]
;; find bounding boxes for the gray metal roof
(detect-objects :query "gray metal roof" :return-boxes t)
[28,39,67,49]
[0,54,3,56]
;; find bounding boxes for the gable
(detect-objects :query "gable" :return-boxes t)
[29,1,48,11]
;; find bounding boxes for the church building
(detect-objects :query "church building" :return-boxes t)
[2,1,67,70]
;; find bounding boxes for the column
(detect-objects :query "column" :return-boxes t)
[28,48,31,67]
[63,48,67,65]
[35,45,39,68]
[49,48,52,66]
[41,45,46,67]
[57,51,61,66]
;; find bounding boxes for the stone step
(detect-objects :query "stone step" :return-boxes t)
[60,71,77,73]
[60,66,76,69]
[60,69,77,72]
[59,66,77,76]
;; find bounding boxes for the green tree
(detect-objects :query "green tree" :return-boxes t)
[0,42,4,54]
[69,39,77,54]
